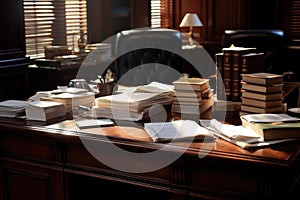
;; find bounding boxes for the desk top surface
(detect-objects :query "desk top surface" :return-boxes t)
[0,117,299,168]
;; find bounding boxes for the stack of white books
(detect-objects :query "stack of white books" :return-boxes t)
[0,100,28,118]
[240,73,284,115]
[25,101,66,122]
[171,77,214,119]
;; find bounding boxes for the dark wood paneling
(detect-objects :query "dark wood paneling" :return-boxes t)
[0,58,30,101]
[249,0,284,29]
[88,0,150,43]
[87,0,106,43]
[1,158,64,200]
[0,0,26,60]
[132,0,150,28]
[0,0,28,100]
[28,65,79,97]
[175,0,248,43]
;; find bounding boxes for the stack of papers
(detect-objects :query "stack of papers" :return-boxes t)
[40,92,95,112]
[0,100,28,118]
[25,101,66,121]
[200,119,298,149]
[240,113,300,141]
[93,82,174,121]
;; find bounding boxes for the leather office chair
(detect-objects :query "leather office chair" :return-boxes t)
[221,29,286,74]
[111,28,184,86]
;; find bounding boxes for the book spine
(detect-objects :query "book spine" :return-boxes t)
[215,53,225,100]
[232,49,258,102]
[241,53,265,74]
[232,51,241,102]
[222,49,233,101]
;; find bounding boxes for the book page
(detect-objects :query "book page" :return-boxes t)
[207,119,261,143]
[144,120,215,142]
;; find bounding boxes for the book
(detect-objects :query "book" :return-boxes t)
[241,73,283,85]
[144,120,215,142]
[241,82,283,93]
[222,46,256,101]
[171,97,213,114]
[222,48,233,101]
[174,95,202,104]
[241,113,300,141]
[241,97,283,108]
[241,90,282,101]
[231,48,256,101]
[173,90,202,98]
[241,53,265,74]
[173,77,210,92]
[25,101,66,121]
[35,58,61,68]
[200,119,298,149]
[240,104,284,114]
[215,53,225,100]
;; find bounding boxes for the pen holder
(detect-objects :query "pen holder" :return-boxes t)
[97,80,114,96]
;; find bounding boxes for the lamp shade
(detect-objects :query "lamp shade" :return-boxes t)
[179,13,203,27]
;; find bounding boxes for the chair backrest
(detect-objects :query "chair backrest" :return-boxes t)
[221,29,286,74]
[112,28,184,86]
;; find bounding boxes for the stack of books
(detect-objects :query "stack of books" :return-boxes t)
[215,45,264,102]
[25,101,66,122]
[171,77,213,119]
[240,73,284,115]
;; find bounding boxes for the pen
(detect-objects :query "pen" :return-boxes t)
[105,69,112,82]
[98,75,104,83]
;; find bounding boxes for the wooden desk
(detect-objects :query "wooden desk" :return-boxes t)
[0,119,300,200]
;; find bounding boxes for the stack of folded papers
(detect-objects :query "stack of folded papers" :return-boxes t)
[92,82,174,121]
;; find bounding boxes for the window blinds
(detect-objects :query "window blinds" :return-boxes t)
[24,0,87,59]
[151,0,161,28]
[290,0,300,42]
[151,0,173,28]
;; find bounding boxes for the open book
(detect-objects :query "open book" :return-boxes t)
[240,113,300,141]
[200,119,299,149]
[144,120,216,142]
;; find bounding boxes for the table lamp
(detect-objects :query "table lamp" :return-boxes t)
[179,13,203,45]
